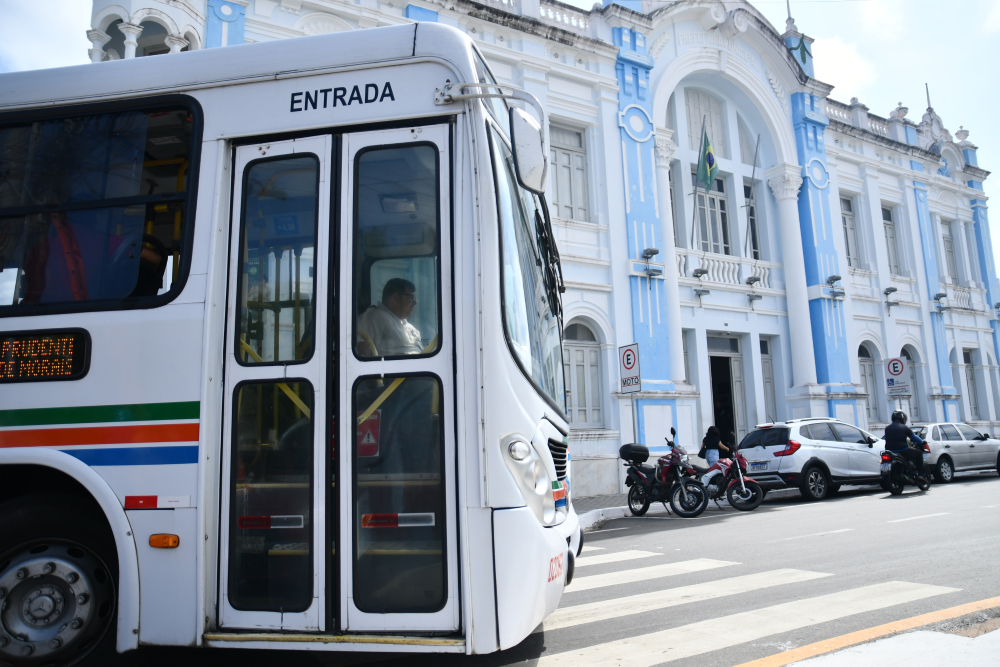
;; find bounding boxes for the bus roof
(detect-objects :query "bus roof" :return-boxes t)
[0,23,478,112]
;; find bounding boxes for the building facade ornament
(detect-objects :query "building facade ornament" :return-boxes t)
[118,23,144,59]
[765,164,803,201]
[654,130,676,167]
[86,29,111,63]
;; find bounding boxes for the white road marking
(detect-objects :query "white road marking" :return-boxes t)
[566,558,738,593]
[767,529,854,542]
[887,512,950,523]
[536,581,959,667]
[580,546,605,554]
[540,569,830,633]
[588,527,629,533]
[574,550,661,568]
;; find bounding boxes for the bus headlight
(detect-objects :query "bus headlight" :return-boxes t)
[509,441,531,461]
[501,435,557,526]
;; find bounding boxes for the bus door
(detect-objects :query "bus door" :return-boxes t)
[338,125,459,632]
[220,136,332,631]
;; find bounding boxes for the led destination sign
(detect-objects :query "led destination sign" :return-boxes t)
[0,329,90,383]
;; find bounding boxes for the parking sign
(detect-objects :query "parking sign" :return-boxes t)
[886,357,909,396]
[619,344,641,394]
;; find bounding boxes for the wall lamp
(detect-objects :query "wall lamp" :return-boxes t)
[694,287,711,306]
[748,293,763,310]
[934,292,952,312]
[827,274,842,286]
[692,268,709,279]
[644,265,663,277]
[641,247,659,261]
[884,286,899,314]
[745,275,760,286]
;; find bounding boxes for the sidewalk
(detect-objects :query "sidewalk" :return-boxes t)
[791,625,1000,666]
[572,488,802,531]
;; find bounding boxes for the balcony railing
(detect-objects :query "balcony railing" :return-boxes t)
[481,0,521,13]
[676,249,778,290]
[538,0,591,33]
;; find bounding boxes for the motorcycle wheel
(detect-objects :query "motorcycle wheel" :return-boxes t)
[917,476,930,492]
[627,485,650,516]
[889,467,905,495]
[669,480,708,518]
[726,480,764,511]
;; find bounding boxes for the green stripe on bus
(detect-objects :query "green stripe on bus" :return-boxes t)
[0,402,200,427]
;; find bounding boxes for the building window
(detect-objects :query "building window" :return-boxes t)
[745,182,762,260]
[685,89,728,159]
[692,174,731,255]
[668,168,679,246]
[941,220,958,280]
[882,206,901,274]
[548,126,588,222]
[738,119,757,166]
[682,331,690,383]
[563,322,603,427]
[964,223,980,284]
[858,344,880,422]
[963,350,980,420]
[841,196,861,268]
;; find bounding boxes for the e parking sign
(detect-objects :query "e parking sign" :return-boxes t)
[885,357,909,396]
[619,344,641,394]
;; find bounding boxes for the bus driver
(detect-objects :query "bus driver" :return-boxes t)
[357,277,423,357]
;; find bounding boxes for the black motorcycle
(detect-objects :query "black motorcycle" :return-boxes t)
[621,428,708,518]
[880,439,931,495]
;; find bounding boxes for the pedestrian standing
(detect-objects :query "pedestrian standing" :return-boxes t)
[700,425,730,466]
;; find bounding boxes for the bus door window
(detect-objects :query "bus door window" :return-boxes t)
[353,144,440,359]
[235,156,319,364]
[229,380,314,612]
[0,107,195,307]
[352,374,445,613]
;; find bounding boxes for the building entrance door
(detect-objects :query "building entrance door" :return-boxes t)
[707,337,747,448]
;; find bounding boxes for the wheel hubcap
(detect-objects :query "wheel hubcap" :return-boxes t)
[941,462,952,480]
[809,472,825,495]
[0,541,114,665]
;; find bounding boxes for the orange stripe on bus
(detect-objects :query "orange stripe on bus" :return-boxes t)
[0,423,200,448]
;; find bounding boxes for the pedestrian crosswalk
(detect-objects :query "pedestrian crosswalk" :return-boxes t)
[535,547,961,666]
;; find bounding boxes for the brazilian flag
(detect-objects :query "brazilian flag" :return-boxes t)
[696,127,718,190]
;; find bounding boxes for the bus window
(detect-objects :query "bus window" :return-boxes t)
[353,144,440,359]
[353,374,445,613]
[0,106,196,308]
[235,156,318,364]
[228,380,314,612]
[491,130,565,409]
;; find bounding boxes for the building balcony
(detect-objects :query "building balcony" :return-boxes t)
[675,248,780,291]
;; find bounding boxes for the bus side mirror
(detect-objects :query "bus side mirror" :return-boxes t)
[509,107,547,194]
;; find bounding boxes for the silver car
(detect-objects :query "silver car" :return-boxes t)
[915,423,1000,483]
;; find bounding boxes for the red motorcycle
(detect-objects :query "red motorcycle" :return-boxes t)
[693,447,764,511]
[621,428,708,518]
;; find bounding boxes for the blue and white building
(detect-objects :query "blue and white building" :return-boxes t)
[86,0,996,497]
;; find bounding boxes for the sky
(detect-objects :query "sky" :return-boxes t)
[1,0,997,264]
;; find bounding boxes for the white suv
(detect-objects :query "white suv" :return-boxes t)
[737,418,885,501]
[914,423,1000,483]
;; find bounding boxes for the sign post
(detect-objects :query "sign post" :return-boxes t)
[885,357,909,397]
[619,344,641,443]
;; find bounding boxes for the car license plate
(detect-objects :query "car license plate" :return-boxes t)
[750,462,767,471]
[880,462,892,473]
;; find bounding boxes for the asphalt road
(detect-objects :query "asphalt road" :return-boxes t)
[111,471,1000,667]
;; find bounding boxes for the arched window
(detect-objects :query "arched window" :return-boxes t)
[563,322,603,427]
[858,344,879,422]
[900,347,920,421]
[137,21,169,57]
[684,89,727,159]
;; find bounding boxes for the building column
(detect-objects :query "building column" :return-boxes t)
[86,29,110,63]
[654,130,687,385]
[766,163,818,388]
[119,23,143,59]
[165,35,189,54]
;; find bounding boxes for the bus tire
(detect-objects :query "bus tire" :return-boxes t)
[0,493,118,667]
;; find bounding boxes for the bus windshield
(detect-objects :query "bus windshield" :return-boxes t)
[491,128,565,410]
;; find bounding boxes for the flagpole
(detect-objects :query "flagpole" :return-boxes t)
[689,115,706,254]
[744,134,761,259]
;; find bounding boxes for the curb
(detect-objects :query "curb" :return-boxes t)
[577,487,804,532]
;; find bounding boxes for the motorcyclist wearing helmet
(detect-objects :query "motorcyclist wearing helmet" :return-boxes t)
[884,410,927,480]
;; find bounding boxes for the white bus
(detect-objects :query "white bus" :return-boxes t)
[0,23,579,665]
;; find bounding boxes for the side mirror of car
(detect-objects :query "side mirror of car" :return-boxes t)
[509,107,547,194]
[866,436,876,446]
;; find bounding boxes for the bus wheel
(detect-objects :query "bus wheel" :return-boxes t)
[0,494,117,667]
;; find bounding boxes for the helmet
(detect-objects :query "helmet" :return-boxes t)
[891,410,908,424]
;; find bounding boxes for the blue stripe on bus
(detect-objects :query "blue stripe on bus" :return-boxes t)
[60,446,199,466]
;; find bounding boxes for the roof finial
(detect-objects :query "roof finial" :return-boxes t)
[925,83,932,111]
[785,0,797,32]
